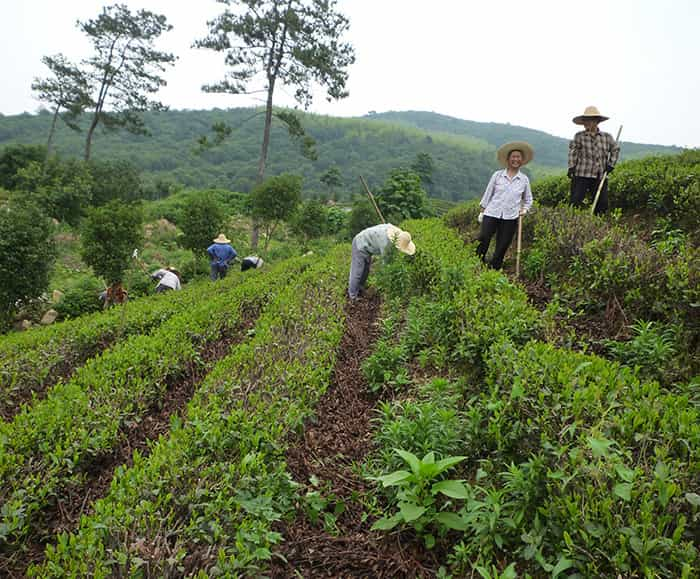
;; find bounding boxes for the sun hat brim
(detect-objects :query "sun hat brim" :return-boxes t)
[497,141,534,167]
[573,114,609,125]
[386,226,416,256]
[398,240,416,256]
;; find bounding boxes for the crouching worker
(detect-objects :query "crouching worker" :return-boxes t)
[477,141,534,270]
[349,223,416,300]
[151,267,181,293]
[207,234,237,280]
[241,256,264,271]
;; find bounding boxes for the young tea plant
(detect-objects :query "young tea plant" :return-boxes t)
[369,449,470,548]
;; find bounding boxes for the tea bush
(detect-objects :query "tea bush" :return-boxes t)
[32,248,348,576]
[520,206,699,379]
[531,150,700,241]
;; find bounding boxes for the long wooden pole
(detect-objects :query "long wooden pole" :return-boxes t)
[359,175,386,224]
[591,125,623,215]
[515,212,523,279]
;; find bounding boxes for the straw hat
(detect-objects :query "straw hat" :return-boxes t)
[573,105,609,125]
[386,225,416,256]
[212,233,231,244]
[497,141,534,167]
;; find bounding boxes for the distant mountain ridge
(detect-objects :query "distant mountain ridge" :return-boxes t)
[0,108,682,202]
[365,110,682,167]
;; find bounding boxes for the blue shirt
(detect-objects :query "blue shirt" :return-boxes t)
[207,243,237,266]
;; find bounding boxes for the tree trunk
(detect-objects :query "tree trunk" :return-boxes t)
[46,106,60,158]
[251,82,276,250]
[84,113,100,161]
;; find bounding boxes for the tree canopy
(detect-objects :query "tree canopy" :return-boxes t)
[376,169,431,222]
[250,173,302,250]
[80,200,144,285]
[77,4,176,160]
[178,195,226,255]
[0,198,56,330]
[195,0,355,246]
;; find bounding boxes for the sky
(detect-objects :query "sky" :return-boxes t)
[1,0,698,148]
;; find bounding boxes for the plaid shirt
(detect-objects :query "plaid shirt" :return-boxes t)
[568,129,620,178]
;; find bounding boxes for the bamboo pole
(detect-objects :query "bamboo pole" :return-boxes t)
[515,212,523,279]
[591,125,623,215]
[359,175,386,224]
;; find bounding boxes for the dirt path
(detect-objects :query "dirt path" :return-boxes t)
[271,293,438,578]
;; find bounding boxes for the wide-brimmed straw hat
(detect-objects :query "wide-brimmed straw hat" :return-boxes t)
[497,141,534,167]
[386,225,416,256]
[212,233,231,244]
[573,105,609,125]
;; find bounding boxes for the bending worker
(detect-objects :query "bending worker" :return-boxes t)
[568,106,620,214]
[207,233,237,281]
[241,255,264,271]
[151,267,181,292]
[477,141,534,269]
[349,223,416,300]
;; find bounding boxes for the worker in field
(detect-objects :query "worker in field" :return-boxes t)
[240,255,264,271]
[477,141,534,269]
[207,233,237,280]
[349,223,416,300]
[568,106,620,214]
[151,267,181,292]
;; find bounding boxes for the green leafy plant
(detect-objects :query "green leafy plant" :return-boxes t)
[604,320,678,381]
[0,197,57,330]
[370,449,470,548]
[302,475,346,535]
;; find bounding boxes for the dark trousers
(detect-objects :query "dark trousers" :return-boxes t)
[570,176,608,214]
[210,263,228,281]
[476,215,518,270]
[348,239,372,298]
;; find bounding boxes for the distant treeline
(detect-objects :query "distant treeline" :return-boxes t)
[0,108,682,202]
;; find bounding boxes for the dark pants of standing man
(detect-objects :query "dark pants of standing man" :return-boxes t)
[210,263,228,281]
[476,215,518,270]
[571,176,608,214]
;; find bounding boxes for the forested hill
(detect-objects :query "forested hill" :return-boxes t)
[368,111,682,168]
[0,108,681,201]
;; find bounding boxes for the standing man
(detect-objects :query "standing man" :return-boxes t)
[349,223,416,300]
[477,141,534,270]
[568,106,620,214]
[151,267,181,292]
[207,233,237,280]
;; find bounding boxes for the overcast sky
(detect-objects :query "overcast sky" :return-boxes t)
[1,0,698,147]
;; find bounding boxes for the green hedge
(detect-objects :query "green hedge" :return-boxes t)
[30,248,348,577]
[0,258,309,555]
[0,271,245,419]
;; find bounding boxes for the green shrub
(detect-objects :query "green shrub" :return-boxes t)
[0,198,56,330]
[54,277,103,319]
[373,394,464,472]
[531,151,700,241]
[604,320,679,382]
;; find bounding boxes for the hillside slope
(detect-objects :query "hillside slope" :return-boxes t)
[0,108,681,201]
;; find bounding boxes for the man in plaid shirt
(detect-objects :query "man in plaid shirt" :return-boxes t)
[568,106,620,214]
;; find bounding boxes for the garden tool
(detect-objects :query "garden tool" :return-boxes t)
[359,175,386,224]
[591,125,623,214]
